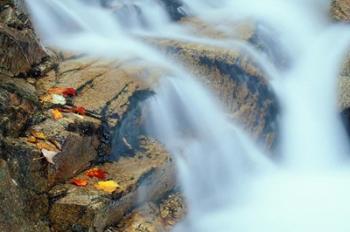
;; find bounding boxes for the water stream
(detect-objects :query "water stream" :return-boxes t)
[26,0,350,231]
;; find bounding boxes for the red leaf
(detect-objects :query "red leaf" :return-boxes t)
[86,168,108,180]
[62,88,77,97]
[48,87,77,97]
[71,178,88,187]
[73,106,86,115]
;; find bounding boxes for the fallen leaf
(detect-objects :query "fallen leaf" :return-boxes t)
[49,139,62,151]
[94,180,119,193]
[51,108,63,120]
[41,149,58,164]
[73,106,86,115]
[48,87,77,97]
[58,106,86,116]
[62,88,77,97]
[51,94,66,105]
[31,130,46,140]
[86,168,108,180]
[27,136,37,143]
[36,141,59,152]
[71,178,88,187]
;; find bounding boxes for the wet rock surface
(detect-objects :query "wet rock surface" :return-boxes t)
[0,2,281,231]
[49,138,176,232]
[152,39,278,148]
[106,192,186,232]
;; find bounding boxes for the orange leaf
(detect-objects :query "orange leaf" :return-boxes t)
[51,108,63,120]
[86,168,108,180]
[71,178,88,187]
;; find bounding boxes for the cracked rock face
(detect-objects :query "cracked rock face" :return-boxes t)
[0,1,49,77]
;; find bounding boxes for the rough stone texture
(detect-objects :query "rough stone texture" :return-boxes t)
[0,1,50,76]
[152,39,278,148]
[0,75,38,136]
[31,117,100,186]
[0,159,31,232]
[339,75,350,110]
[49,138,176,232]
[106,192,186,232]
[36,55,157,160]
[0,145,50,232]
[331,0,350,22]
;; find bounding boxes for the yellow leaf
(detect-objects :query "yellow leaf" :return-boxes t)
[31,130,47,140]
[36,141,59,152]
[94,180,119,193]
[27,136,37,143]
[51,109,63,120]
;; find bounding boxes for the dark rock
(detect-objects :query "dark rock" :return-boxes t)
[0,76,38,137]
[0,1,49,77]
[159,0,187,21]
[0,143,50,232]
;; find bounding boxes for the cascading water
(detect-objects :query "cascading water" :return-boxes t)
[25,0,350,231]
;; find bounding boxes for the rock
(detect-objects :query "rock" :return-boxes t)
[106,192,186,232]
[33,117,101,186]
[0,75,38,137]
[179,18,287,68]
[0,156,50,232]
[152,39,278,148]
[49,138,176,232]
[107,203,164,232]
[159,0,186,21]
[0,158,29,232]
[36,55,157,160]
[331,0,350,22]
[0,1,50,76]
[339,75,350,111]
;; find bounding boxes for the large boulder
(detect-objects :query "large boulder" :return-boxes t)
[151,39,278,148]
[49,138,176,232]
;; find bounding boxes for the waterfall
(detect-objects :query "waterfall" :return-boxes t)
[26,0,350,231]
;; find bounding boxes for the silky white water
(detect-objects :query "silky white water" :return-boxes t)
[25,0,350,231]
